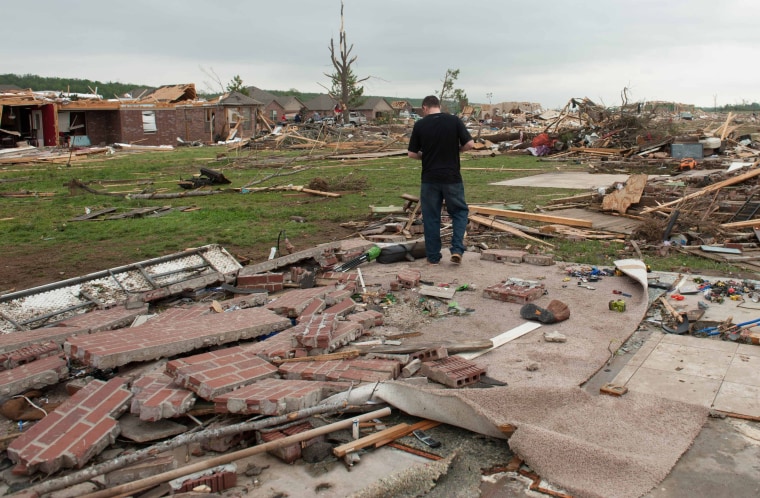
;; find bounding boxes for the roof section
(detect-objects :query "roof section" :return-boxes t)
[274,95,305,112]
[140,84,197,103]
[124,87,155,99]
[302,94,338,111]
[354,96,393,112]
[247,87,277,105]
[219,91,263,106]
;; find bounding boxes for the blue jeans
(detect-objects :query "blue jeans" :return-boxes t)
[420,182,469,263]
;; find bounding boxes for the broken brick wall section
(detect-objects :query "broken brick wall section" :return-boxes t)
[7,377,132,475]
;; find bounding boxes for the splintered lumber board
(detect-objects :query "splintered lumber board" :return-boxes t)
[333,419,440,457]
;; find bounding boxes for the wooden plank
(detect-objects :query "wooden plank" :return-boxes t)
[386,442,443,460]
[469,214,555,247]
[658,296,683,323]
[333,423,410,457]
[547,208,643,235]
[700,245,742,254]
[69,207,118,221]
[601,173,647,214]
[458,322,542,360]
[359,340,494,355]
[469,205,593,228]
[640,164,760,214]
[720,219,760,229]
[333,419,441,457]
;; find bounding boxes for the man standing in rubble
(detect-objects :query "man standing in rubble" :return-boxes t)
[407,95,474,265]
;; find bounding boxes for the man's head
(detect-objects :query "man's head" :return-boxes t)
[421,95,441,116]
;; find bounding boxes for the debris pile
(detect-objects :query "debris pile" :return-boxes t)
[0,242,510,496]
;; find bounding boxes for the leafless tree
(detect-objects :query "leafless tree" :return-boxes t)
[320,1,369,124]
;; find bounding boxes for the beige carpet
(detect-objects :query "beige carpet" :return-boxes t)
[356,249,710,498]
[459,388,707,498]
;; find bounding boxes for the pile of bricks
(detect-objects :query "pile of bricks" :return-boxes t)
[65,306,292,369]
[0,241,498,478]
[130,371,196,421]
[166,347,279,399]
[483,278,546,304]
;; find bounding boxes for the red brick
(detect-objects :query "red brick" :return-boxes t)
[237,272,284,292]
[297,298,326,322]
[483,279,546,304]
[323,298,356,316]
[178,470,237,493]
[346,310,384,329]
[410,346,449,363]
[65,307,291,369]
[7,378,131,474]
[167,347,278,400]
[258,420,318,463]
[265,287,334,317]
[131,372,195,421]
[522,254,555,266]
[0,355,68,398]
[214,378,327,415]
[0,342,61,371]
[480,249,526,264]
[419,357,487,388]
[397,269,422,288]
[57,304,150,331]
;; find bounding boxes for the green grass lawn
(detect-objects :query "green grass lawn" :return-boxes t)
[0,145,748,289]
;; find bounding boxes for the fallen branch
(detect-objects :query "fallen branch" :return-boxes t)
[79,407,391,498]
[25,402,353,496]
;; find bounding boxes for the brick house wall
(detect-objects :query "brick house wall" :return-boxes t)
[84,110,121,146]
[119,107,177,146]
[177,106,213,143]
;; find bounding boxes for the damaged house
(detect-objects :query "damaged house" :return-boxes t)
[1,84,263,149]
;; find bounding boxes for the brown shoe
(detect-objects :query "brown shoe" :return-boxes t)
[450,253,462,265]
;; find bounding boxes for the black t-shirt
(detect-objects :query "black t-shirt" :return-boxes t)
[408,113,472,183]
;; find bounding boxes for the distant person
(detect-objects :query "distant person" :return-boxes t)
[280,113,286,124]
[294,114,302,123]
[407,95,474,265]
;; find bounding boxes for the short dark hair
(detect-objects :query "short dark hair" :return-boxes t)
[421,95,440,108]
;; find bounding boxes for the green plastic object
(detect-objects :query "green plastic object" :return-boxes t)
[366,245,381,261]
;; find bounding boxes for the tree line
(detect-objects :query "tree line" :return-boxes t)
[0,73,140,98]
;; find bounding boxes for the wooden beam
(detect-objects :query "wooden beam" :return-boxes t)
[469,214,555,247]
[80,408,392,498]
[720,219,760,229]
[333,419,440,457]
[640,164,760,214]
[468,205,592,228]
[658,296,683,323]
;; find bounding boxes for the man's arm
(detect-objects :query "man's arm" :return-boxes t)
[408,151,422,160]
[459,140,474,153]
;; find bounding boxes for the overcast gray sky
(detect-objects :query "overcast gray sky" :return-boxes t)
[4,0,757,109]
